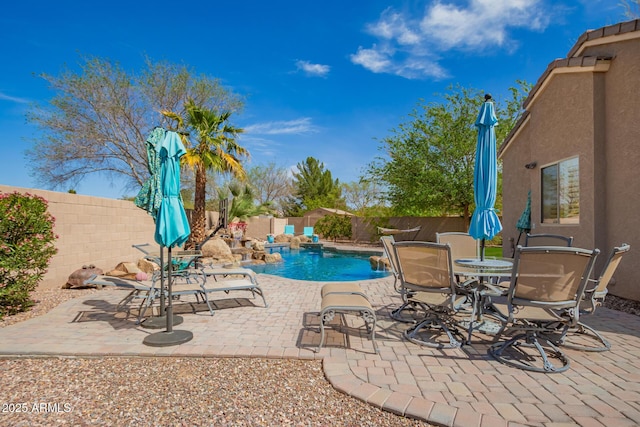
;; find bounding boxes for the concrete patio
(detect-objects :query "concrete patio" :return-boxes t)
[0,274,639,426]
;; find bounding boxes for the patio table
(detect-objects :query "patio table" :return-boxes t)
[452,257,514,342]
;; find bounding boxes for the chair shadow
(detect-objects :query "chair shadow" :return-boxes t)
[76,295,262,329]
[74,299,147,330]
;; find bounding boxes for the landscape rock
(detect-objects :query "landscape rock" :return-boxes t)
[63,265,104,289]
[264,253,283,264]
[201,237,235,264]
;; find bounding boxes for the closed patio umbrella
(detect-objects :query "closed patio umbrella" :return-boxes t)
[515,191,532,241]
[143,130,193,347]
[134,127,175,329]
[468,94,502,260]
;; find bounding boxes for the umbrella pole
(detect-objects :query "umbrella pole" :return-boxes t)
[141,246,183,329]
[480,239,485,261]
[166,246,173,332]
[143,245,193,347]
[159,246,166,316]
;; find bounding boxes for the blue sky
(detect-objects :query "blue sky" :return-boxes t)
[0,0,629,199]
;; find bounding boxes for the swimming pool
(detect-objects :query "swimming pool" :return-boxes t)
[246,246,391,281]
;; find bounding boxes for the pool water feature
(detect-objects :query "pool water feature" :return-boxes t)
[246,246,391,281]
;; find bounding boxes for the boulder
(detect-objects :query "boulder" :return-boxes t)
[253,240,265,251]
[274,234,290,243]
[63,265,104,289]
[369,256,390,271]
[137,258,157,274]
[201,237,235,264]
[264,252,283,264]
[106,262,141,280]
[290,236,301,249]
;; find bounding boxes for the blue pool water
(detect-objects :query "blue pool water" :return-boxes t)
[246,246,391,281]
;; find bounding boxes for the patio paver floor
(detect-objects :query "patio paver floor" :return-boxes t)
[0,274,638,426]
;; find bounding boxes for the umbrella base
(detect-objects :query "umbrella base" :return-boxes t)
[143,330,193,347]
[140,315,184,329]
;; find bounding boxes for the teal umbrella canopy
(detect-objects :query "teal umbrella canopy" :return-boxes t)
[134,127,166,220]
[468,97,503,241]
[516,191,532,233]
[154,131,191,248]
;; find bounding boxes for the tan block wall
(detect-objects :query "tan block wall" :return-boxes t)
[1,185,156,290]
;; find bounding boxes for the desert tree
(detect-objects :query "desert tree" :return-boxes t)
[26,55,242,194]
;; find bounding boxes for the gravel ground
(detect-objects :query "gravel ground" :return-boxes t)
[2,286,638,426]
[0,288,431,427]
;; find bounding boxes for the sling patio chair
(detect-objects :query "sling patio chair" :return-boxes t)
[84,270,213,322]
[381,235,425,323]
[393,241,477,348]
[488,245,599,373]
[559,243,630,352]
[200,266,268,309]
[435,232,479,262]
[524,233,573,247]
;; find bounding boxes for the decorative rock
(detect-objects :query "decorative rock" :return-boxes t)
[274,234,290,243]
[290,236,301,249]
[264,252,283,264]
[63,265,104,289]
[201,237,235,264]
[369,256,391,271]
[253,241,265,251]
[137,258,157,274]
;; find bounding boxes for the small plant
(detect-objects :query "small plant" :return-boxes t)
[0,192,58,319]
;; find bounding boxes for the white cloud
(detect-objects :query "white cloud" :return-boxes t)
[350,46,393,73]
[244,118,318,135]
[295,60,330,77]
[0,92,30,104]
[421,0,548,50]
[351,0,551,79]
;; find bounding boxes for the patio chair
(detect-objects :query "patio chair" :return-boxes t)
[284,225,295,235]
[200,266,268,309]
[393,241,477,348]
[303,227,314,237]
[83,272,213,322]
[488,245,599,373]
[436,232,479,262]
[560,243,630,352]
[381,236,423,323]
[524,233,573,247]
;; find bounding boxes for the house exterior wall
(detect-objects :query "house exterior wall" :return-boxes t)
[501,27,640,300]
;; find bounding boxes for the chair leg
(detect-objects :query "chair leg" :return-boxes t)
[489,330,570,373]
[559,322,611,352]
[390,300,426,323]
[404,314,462,349]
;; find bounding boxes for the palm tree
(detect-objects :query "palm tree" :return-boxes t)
[218,181,275,222]
[166,99,248,248]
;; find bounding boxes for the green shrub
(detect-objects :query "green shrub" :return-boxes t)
[314,214,352,242]
[0,192,58,319]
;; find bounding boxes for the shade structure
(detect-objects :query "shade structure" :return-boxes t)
[144,130,193,347]
[468,98,502,259]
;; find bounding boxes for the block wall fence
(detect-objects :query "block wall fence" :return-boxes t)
[0,185,473,291]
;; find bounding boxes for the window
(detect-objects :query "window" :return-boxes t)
[541,157,579,224]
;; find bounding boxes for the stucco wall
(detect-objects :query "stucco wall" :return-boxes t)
[1,185,156,291]
[500,33,640,300]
